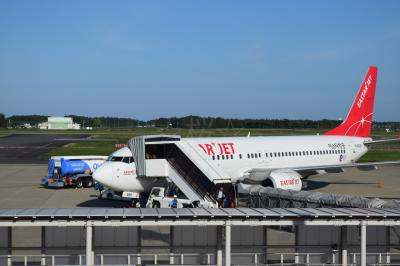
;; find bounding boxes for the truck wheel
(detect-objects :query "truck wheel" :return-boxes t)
[132,199,141,208]
[76,178,83,188]
[152,201,160,208]
[83,178,93,188]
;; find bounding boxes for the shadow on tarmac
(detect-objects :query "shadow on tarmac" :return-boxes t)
[304,180,376,191]
[77,198,131,208]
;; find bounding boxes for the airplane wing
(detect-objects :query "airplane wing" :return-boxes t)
[244,160,400,179]
[292,160,400,174]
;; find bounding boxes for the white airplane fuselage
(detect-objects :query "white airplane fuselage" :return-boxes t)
[93,135,370,193]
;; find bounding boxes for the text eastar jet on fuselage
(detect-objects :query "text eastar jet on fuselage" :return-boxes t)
[93,66,400,194]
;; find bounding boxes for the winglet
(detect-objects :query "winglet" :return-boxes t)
[325,66,378,137]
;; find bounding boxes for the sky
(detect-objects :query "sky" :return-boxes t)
[0,0,399,121]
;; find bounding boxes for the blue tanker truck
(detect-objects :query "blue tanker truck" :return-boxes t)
[41,156,107,188]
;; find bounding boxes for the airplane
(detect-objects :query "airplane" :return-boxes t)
[93,66,400,196]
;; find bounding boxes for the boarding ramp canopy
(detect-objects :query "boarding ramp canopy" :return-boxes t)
[128,135,231,203]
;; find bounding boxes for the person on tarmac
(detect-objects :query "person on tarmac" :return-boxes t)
[170,195,178,208]
[217,187,225,208]
[223,194,230,208]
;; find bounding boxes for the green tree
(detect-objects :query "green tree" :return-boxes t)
[0,113,6,128]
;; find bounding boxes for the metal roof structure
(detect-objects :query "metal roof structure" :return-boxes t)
[1,208,397,266]
[1,208,400,226]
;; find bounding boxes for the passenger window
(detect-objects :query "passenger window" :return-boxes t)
[217,155,220,160]
[247,154,250,159]
[231,155,233,159]
[239,154,242,159]
[274,152,277,157]
[255,154,258,158]
[266,153,268,157]
[212,155,215,160]
[251,154,254,159]
[259,153,261,157]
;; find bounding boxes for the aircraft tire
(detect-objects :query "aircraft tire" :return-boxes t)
[83,178,93,188]
[75,178,83,188]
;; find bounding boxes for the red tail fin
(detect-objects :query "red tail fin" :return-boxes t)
[324,66,378,137]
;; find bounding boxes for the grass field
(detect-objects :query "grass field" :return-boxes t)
[1,128,399,162]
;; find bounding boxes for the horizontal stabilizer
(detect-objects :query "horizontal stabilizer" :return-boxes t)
[364,138,400,145]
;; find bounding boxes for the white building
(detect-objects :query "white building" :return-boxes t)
[39,117,80,130]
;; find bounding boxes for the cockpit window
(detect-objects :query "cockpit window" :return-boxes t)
[107,156,134,163]
[107,156,123,162]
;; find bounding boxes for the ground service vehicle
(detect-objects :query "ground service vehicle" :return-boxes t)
[41,156,107,188]
[146,187,215,208]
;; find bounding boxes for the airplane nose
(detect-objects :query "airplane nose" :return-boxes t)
[92,164,113,187]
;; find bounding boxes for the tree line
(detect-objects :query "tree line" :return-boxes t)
[1,114,400,130]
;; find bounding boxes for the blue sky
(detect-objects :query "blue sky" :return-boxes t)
[0,0,399,121]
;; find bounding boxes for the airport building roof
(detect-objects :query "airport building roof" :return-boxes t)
[1,208,400,227]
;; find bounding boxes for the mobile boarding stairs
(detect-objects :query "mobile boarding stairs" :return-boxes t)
[128,135,231,206]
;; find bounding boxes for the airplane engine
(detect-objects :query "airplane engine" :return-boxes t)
[262,169,302,191]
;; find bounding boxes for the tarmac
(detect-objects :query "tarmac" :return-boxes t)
[0,163,399,208]
[0,133,90,164]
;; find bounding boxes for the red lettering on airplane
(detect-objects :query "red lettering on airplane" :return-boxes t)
[220,143,235,155]
[198,144,207,154]
[199,142,236,155]
[227,143,235,154]
[205,144,215,155]
[280,178,300,186]
[218,143,223,154]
